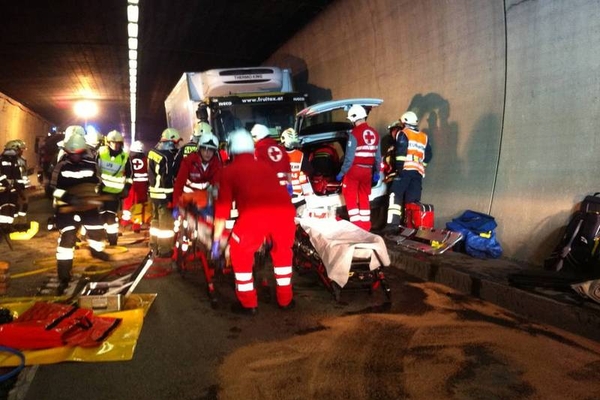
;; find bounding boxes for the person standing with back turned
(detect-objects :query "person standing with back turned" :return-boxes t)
[211,129,296,316]
[384,111,432,233]
[336,105,381,231]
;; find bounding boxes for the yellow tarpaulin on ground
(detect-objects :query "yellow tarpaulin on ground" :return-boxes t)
[0,293,156,366]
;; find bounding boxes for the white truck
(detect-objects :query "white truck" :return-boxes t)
[164,66,307,141]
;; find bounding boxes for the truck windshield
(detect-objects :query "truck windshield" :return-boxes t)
[211,102,302,139]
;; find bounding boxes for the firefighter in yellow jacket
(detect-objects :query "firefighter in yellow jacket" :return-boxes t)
[96,130,133,245]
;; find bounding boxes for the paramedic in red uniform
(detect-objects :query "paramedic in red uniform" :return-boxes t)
[121,140,149,233]
[384,111,432,233]
[173,131,222,208]
[336,105,381,231]
[212,129,296,315]
[251,124,292,194]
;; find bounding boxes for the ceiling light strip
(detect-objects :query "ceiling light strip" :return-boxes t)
[127,0,139,142]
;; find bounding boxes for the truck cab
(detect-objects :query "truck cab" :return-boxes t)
[165,67,307,142]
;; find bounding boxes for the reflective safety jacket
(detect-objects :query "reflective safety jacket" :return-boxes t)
[339,123,381,176]
[173,151,222,206]
[287,149,309,196]
[254,138,291,187]
[50,157,101,208]
[395,128,432,176]
[147,145,177,201]
[173,140,199,177]
[97,146,132,194]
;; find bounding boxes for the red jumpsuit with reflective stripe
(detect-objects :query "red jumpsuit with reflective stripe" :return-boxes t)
[340,122,380,231]
[215,153,296,308]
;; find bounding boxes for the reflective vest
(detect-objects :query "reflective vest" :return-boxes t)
[98,147,129,193]
[131,154,149,183]
[351,123,379,167]
[396,128,428,176]
[147,147,176,200]
[287,149,308,196]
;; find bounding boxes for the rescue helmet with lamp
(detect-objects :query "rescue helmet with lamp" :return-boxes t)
[64,133,88,154]
[280,128,299,149]
[250,124,270,141]
[346,105,368,123]
[160,128,181,143]
[193,122,213,137]
[228,129,255,155]
[198,132,219,150]
[400,111,419,127]
[129,140,145,153]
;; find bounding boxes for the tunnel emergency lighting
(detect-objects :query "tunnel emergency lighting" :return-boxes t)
[128,38,138,50]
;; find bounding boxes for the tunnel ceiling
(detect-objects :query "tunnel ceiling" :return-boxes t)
[0,0,333,141]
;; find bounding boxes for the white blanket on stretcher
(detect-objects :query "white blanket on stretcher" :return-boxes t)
[296,218,391,288]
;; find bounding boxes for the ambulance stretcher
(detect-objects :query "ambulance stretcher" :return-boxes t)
[293,217,392,302]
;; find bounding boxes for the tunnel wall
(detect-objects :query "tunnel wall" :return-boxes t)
[267,0,600,266]
[0,91,52,175]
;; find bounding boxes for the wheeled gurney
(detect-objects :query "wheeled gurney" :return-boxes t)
[293,218,392,302]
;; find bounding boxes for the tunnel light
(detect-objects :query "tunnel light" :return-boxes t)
[129,59,137,69]
[128,38,138,50]
[129,50,137,60]
[128,0,139,4]
[128,23,138,38]
[74,100,98,119]
[127,5,139,23]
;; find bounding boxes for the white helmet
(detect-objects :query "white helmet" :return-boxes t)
[347,105,367,123]
[130,140,144,153]
[198,132,219,150]
[160,128,181,143]
[250,124,270,141]
[400,111,418,127]
[280,128,298,149]
[106,130,124,142]
[228,129,255,155]
[85,131,103,147]
[64,125,86,141]
[64,133,88,154]
[193,122,212,137]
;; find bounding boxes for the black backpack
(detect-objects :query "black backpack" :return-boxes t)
[545,193,600,278]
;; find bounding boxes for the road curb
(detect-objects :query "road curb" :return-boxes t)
[388,248,600,342]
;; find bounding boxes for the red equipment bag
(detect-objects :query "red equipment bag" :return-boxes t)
[405,203,434,229]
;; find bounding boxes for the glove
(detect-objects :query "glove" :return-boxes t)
[286,183,294,197]
[210,240,221,260]
[172,207,180,219]
[335,173,344,182]
[372,172,380,184]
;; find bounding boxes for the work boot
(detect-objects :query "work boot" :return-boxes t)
[381,224,400,236]
[56,280,70,296]
[230,302,258,316]
[90,249,111,262]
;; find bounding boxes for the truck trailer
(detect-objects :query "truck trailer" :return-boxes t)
[164,67,307,141]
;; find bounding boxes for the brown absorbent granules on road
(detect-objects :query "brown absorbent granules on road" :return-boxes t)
[218,282,600,400]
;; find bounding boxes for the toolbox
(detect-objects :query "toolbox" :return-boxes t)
[78,250,153,313]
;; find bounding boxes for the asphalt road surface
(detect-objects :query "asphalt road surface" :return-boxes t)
[3,190,600,400]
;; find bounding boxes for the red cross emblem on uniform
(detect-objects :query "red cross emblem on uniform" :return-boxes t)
[268,146,283,162]
[363,129,376,145]
[132,158,144,171]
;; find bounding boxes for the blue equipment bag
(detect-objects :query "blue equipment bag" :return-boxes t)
[446,210,503,259]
